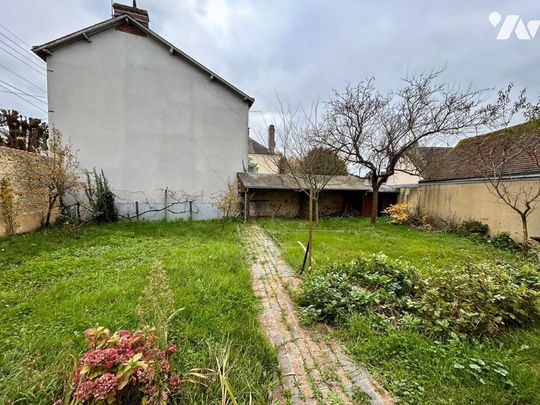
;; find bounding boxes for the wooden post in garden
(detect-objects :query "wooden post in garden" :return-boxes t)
[189,200,193,221]
[135,201,140,222]
[164,188,168,221]
[76,202,80,222]
[308,188,313,271]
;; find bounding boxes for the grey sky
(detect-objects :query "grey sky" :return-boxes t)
[0,0,539,144]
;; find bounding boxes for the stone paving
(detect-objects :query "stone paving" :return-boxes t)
[242,225,394,405]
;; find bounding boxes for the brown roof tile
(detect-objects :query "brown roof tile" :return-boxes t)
[419,122,540,181]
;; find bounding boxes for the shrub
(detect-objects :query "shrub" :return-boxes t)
[412,262,540,335]
[297,254,540,336]
[343,254,419,298]
[489,231,519,251]
[85,168,118,223]
[64,327,209,404]
[457,220,489,236]
[296,271,372,324]
[382,203,411,224]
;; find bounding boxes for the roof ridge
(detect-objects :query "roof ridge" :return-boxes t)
[32,14,254,106]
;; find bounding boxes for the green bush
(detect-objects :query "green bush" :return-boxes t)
[412,262,540,335]
[489,232,520,251]
[296,272,372,324]
[296,254,540,336]
[85,169,118,223]
[457,220,489,236]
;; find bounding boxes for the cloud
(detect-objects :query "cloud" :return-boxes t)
[0,0,539,141]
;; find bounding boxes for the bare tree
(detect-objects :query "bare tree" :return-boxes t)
[274,102,347,271]
[471,84,540,246]
[23,128,82,226]
[320,69,489,224]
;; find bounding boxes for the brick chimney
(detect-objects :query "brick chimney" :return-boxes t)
[113,2,150,27]
[268,124,275,154]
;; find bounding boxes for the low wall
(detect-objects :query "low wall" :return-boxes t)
[399,180,540,242]
[0,146,56,236]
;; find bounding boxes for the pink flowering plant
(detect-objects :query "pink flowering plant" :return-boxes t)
[65,326,209,404]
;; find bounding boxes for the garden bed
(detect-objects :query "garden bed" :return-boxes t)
[261,218,540,404]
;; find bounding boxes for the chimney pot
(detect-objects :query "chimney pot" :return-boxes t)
[268,124,275,154]
[113,2,149,27]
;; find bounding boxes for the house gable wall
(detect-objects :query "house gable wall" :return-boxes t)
[46,28,249,209]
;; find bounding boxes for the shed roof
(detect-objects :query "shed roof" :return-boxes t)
[32,14,254,106]
[237,172,399,192]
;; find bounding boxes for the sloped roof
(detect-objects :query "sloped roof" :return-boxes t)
[238,172,399,192]
[248,138,273,155]
[419,122,540,182]
[406,146,452,180]
[32,14,254,106]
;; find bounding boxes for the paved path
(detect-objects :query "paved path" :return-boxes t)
[242,225,394,405]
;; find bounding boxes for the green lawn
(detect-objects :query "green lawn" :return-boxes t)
[261,217,540,405]
[260,217,518,270]
[0,221,275,404]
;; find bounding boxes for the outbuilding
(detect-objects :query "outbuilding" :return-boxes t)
[237,173,399,219]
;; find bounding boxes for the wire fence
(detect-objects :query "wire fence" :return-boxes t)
[62,199,222,222]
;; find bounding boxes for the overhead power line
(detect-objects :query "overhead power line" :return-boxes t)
[0,63,46,93]
[0,37,43,70]
[0,31,43,65]
[0,79,47,105]
[0,89,46,98]
[0,82,47,113]
[0,45,45,77]
[0,23,32,49]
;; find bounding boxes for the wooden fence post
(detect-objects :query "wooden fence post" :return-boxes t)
[135,201,139,222]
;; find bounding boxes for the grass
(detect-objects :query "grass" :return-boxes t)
[260,217,518,269]
[260,217,540,405]
[0,220,276,404]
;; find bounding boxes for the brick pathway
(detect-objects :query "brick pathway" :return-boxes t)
[242,225,394,405]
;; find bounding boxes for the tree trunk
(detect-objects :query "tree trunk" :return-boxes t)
[44,195,58,227]
[370,184,379,225]
[315,196,319,227]
[308,188,313,271]
[521,214,529,249]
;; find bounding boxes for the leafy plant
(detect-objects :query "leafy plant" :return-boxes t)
[63,327,210,404]
[489,232,520,251]
[457,220,489,236]
[413,262,540,335]
[297,253,540,336]
[85,168,118,223]
[382,203,411,224]
[296,271,372,324]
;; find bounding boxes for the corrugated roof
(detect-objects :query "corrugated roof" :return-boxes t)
[32,14,254,106]
[237,173,399,192]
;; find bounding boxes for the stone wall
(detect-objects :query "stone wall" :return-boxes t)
[0,146,56,236]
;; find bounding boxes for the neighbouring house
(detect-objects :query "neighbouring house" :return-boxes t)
[32,2,254,220]
[398,123,540,242]
[238,172,398,219]
[386,147,452,186]
[248,125,279,173]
